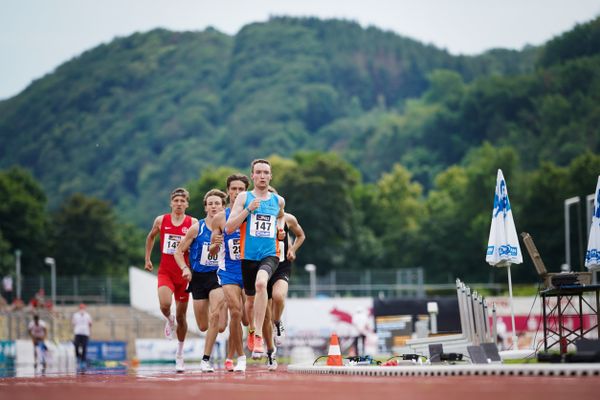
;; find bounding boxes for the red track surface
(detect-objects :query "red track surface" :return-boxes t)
[1,365,599,400]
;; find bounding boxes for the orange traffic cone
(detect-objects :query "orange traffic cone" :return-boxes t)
[327,333,343,366]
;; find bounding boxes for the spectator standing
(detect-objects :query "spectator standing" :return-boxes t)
[2,275,13,304]
[72,303,92,368]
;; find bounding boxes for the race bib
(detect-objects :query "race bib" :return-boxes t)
[200,243,222,267]
[249,213,276,238]
[227,238,241,261]
[162,234,183,255]
[278,241,285,262]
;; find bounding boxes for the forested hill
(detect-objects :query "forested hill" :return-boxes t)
[2,16,598,228]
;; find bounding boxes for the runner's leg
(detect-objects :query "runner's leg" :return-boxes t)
[204,288,225,357]
[253,270,270,337]
[271,279,289,323]
[175,300,188,341]
[223,285,244,359]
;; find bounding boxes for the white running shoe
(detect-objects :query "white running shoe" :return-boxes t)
[233,356,246,372]
[267,351,278,371]
[274,321,286,346]
[200,359,215,372]
[164,315,175,340]
[175,354,185,373]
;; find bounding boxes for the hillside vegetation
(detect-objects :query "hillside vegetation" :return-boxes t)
[1,17,599,283]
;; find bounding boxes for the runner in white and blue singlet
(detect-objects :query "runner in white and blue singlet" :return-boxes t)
[211,173,250,372]
[175,189,227,372]
[219,207,243,286]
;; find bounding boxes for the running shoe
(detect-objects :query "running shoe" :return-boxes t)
[200,359,215,372]
[247,330,255,351]
[267,351,278,371]
[234,356,247,372]
[274,320,286,346]
[175,354,185,373]
[224,358,234,372]
[164,315,175,340]
[251,335,265,359]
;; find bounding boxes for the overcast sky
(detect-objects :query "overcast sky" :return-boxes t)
[1,0,599,100]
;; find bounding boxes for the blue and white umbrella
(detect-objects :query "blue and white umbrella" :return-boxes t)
[486,169,522,351]
[585,175,600,270]
[486,169,523,266]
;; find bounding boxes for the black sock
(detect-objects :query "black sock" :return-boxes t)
[202,355,210,362]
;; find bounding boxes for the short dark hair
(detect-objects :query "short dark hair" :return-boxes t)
[203,189,227,206]
[226,173,250,190]
[251,159,271,173]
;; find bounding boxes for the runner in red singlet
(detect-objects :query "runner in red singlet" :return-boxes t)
[145,187,198,373]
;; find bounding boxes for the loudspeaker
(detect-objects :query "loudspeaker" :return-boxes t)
[428,343,443,363]
[481,343,502,362]
[467,346,488,364]
[575,339,600,353]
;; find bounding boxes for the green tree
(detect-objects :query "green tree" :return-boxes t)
[0,167,48,275]
[520,152,600,275]
[276,152,363,273]
[0,231,14,276]
[188,166,241,216]
[419,144,522,283]
[369,164,426,268]
[49,194,123,275]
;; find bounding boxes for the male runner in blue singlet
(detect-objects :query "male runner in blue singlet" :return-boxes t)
[211,173,250,372]
[175,189,227,372]
[225,159,285,359]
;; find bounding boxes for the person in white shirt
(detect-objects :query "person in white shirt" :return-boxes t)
[72,303,92,367]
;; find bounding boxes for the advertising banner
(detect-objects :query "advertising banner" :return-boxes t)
[87,341,127,362]
[135,338,205,362]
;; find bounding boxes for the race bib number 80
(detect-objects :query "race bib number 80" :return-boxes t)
[249,213,276,238]
[200,243,222,267]
[162,234,183,255]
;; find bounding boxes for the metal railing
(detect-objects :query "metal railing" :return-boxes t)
[7,268,509,305]
[15,275,129,305]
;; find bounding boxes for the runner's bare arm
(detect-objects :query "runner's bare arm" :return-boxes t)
[276,195,286,238]
[174,223,198,281]
[225,192,249,234]
[286,213,305,262]
[144,215,163,272]
[209,212,225,256]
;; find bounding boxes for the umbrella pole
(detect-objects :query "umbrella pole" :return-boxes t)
[506,263,519,350]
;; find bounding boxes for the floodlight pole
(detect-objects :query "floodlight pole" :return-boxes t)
[44,257,56,307]
[564,196,580,271]
[44,257,57,340]
[15,249,22,300]
[305,264,316,298]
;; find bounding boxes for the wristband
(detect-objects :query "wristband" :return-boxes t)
[245,207,251,213]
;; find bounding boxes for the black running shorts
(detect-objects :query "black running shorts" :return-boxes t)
[241,256,279,296]
[186,270,221,300]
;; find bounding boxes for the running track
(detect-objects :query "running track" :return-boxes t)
[1,364,599,400]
